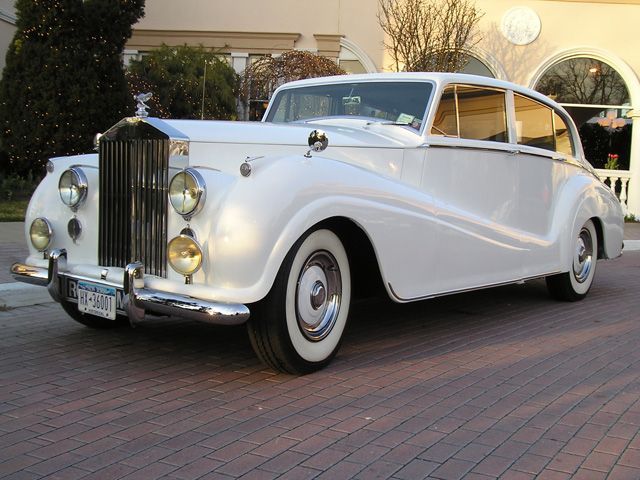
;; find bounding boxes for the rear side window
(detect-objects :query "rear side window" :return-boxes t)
[514,94,576,156]
[554,112,574,157]
[514,94,554,151]
[431,85,507,142]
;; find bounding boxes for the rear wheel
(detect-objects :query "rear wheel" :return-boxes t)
[248,229,351,374]
[546,219,598,302]
[60,299,128,329]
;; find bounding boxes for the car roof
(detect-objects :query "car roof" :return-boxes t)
[275,72,561,111]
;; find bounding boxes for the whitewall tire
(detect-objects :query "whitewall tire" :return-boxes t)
[248,228,351,374]
[546,219,598,302]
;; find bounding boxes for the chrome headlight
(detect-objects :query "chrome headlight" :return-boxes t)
[58,167,88,209]
[168,234,203,275]
[30,218,53,252]
[169,169,205,218]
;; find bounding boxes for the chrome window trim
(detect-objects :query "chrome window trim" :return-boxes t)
[266,79,437,137]
[425,139,585,169]
[429,83,509,144]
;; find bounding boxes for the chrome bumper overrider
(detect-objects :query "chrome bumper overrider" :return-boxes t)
[11,248,250,326]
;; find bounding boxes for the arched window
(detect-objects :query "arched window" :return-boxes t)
[338,38,377,75]
[338,47,367,74]
[460,55,494,78]
[535,57,632,169]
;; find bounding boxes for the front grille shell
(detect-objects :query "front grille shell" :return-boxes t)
[98,118,186,278]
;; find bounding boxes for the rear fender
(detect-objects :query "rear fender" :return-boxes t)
[552,173,623,271]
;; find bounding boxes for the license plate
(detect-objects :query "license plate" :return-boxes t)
[77,281,117,320]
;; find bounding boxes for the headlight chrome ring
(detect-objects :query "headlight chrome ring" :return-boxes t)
[58,167,88,210]
[169,169,205,219]
[30,217,53,252]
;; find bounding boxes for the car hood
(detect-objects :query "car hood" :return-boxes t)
[163,119,425,149]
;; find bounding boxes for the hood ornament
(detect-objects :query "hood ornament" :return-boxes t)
[134,92,153,118]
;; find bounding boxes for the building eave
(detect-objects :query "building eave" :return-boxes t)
[0,8,17,25]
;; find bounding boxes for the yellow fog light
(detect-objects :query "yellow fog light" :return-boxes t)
[168,235,203,275]
[30,218,53,252]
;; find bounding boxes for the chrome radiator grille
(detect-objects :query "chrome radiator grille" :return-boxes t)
[98,137,169,277]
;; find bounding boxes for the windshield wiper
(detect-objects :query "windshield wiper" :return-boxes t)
[366,121,411,126]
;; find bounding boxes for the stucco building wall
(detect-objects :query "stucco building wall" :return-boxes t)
[1,0,639,212]
[128,0,640,215]
[131,0,640,85]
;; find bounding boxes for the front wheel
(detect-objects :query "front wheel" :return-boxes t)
[546,219,598,302]
[248,229,351,374]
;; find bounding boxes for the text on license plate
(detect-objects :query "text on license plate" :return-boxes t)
[77,281,117,320]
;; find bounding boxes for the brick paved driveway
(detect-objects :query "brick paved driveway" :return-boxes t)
[1,253,639,480]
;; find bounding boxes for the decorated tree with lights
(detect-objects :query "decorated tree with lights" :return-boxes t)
[240,50,345,121]
[0,0,145,177]
[241,50,346,100]
[126,44,239,120]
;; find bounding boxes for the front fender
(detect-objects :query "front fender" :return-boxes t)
[23,154,100,266]
[183,153,437,304]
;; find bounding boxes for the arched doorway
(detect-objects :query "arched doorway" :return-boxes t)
[534,57,632,171]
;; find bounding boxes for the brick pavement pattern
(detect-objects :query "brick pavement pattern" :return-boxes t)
[1,252,639,479]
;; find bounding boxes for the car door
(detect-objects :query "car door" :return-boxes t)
[512,93,576,277]
[421,85,524,295]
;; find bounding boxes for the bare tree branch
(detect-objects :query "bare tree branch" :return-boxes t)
[240,50,345,103]
[536,58,629,105]
[378,0,484,72]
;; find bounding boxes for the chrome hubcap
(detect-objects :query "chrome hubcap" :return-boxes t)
[573,227,593,283]
[310,281,326,310]
[296,251,341,341]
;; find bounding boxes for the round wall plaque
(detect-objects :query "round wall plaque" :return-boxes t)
[500,6,541,46]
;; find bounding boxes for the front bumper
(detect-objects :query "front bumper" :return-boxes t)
[11,248,250,326]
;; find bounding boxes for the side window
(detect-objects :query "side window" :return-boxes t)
[431,86,457,136]
[457,86,507,142]
[554,112,575,157]
[514,94,554,151]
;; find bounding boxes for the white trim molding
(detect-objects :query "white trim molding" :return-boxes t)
[340,37,378,74]
[527,47,639,107]
[0,7,17,25]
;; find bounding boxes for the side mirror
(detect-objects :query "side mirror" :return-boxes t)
[308,130,329,153]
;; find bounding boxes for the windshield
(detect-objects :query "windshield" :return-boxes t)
[264,81,434,132]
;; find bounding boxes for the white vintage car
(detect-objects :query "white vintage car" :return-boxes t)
[12,73,624,373]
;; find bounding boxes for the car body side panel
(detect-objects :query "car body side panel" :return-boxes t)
[421,140,524,293]
[19,74,624,311]
[180,154,442,304]
[23,147,622,307]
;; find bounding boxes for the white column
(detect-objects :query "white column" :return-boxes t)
[231,53,250,120]
[231,52,249,75]
[625,110,640,218]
